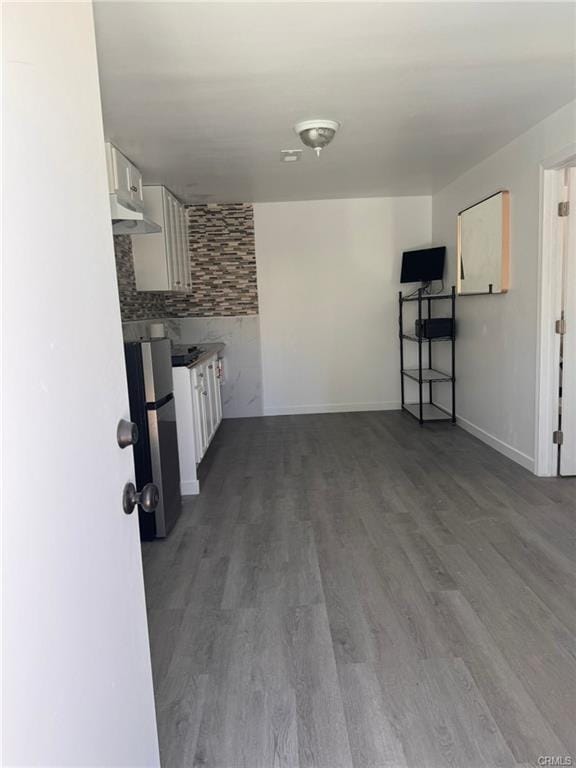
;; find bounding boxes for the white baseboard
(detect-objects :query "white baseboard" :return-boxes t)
[181,479,200,496]
[263,401,401,417]
[222,411,263,419]
[256,402,535,473]
[456,414,535,473]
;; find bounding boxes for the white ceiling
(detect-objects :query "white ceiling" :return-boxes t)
[94,2,575,204]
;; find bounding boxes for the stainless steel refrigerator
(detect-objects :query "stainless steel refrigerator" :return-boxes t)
[124,338,181,539]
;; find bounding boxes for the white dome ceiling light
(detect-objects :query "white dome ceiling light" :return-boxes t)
[294,119,340,158]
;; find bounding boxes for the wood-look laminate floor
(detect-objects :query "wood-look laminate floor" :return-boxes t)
[142,412,576,768]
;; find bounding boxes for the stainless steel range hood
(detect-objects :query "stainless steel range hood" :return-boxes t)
[110,195,162,235]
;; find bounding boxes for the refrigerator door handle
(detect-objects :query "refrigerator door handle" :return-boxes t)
[146,392,174,411]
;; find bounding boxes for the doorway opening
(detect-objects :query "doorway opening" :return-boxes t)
[536,149,576,476]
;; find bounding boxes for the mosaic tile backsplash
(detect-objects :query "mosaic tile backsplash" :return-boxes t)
[114,203,258,321]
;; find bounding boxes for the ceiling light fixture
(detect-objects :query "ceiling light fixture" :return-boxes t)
[294,119,340,158]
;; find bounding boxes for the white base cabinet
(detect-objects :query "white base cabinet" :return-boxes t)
[173,352,223,496]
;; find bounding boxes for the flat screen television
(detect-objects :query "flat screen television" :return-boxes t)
[400,246,446,284]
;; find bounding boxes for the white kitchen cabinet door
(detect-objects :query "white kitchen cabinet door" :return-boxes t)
[111,147,132,204]
[132,186,187,292]
[200,367,212,453]
[162,190,176,288]
[214,358,223,427]
[192,366,209,460]
[206,359,217,443]
[175,356,223,492]
[179,206,191,290]
[106,144,132,206]
[173,195,186,291]
[105,143,144,212]
[128,163,144,210]
[202,366,215,444]
[132,187,170,291]
[206,356,222,437]
[171,197,182,290]
[173,367,200,495]
[166,194,181,290]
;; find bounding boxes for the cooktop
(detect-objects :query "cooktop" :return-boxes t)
[171,345,200,367]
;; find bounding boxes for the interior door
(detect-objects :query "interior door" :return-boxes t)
[560,167,576,475]
[2,4,159,765]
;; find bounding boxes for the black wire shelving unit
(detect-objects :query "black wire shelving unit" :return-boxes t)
[399,285,456,425]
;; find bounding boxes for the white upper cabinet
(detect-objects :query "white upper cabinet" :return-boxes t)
[105,143,144,211]
[131,186,191,292]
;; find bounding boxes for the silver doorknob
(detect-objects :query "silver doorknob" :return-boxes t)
[122,482,159,515]
[117,419,139,449]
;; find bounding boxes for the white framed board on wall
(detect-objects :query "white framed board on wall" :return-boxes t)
[457,191,510,295]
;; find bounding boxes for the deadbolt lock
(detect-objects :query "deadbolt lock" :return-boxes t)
[117,419,139,449]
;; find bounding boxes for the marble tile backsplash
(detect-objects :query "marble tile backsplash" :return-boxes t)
[121,318,179,342]
[171,316,263,419]
[121,315,263,419]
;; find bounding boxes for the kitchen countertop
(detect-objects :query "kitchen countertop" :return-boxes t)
[173,342,225,369]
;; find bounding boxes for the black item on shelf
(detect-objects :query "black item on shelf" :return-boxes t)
[398,285,456,425]
[400,246,446,284]
[414,317,455,339]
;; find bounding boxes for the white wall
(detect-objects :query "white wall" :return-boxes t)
[432,100,576,470]
[254,197,432,415]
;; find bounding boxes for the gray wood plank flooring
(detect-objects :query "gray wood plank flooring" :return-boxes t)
[141,412,576,768]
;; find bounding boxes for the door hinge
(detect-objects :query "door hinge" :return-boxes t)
[558,201,570,217]
[553,430,564,445]
[555,318,566,335]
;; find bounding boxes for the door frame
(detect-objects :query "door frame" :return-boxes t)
[535,143,576,476]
